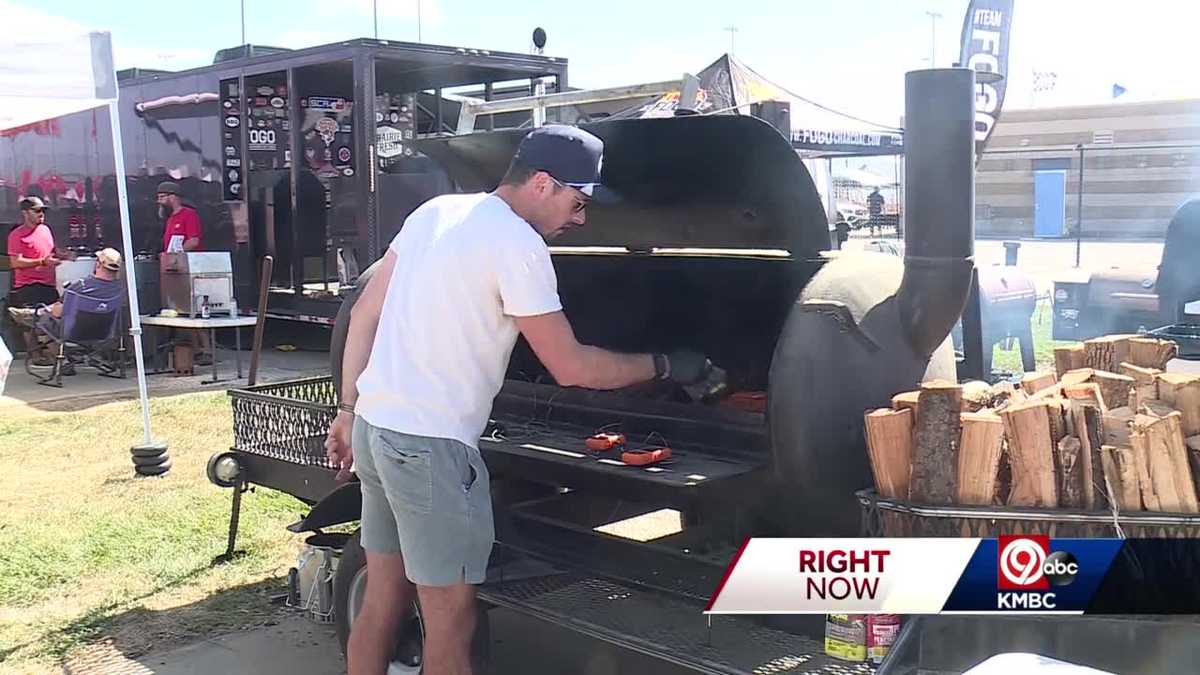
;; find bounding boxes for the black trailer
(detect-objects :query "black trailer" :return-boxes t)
[1,39,570,324]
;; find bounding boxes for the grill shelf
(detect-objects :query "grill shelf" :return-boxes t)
[481,545,876,675]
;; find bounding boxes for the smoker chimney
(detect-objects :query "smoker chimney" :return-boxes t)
[897,68,977,357]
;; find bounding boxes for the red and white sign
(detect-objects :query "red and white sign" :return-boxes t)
[705,538,978,615]
[998,535,1050,590]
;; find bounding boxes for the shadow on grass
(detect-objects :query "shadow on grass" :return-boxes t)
[0,555,293,673]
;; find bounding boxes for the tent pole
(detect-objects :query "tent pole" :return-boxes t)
[106,99,154,446]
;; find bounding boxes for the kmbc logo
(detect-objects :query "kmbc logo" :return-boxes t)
[998,535,1079,590]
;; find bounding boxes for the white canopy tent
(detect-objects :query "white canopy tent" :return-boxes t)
[1,28,155,445]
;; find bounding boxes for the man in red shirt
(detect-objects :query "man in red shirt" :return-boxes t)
[157,181,202,252]
[156,181,210,363]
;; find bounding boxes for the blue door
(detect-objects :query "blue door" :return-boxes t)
[1034,170,1066,237]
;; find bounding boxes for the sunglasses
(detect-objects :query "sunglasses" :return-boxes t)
[547,175,590,213]
[28,208,45,214]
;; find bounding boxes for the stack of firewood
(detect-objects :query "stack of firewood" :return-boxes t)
[864,334,1200,513]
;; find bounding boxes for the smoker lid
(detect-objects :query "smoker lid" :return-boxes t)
[410,115,829,256]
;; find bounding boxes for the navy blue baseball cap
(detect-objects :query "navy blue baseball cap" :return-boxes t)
[513,124,604,196]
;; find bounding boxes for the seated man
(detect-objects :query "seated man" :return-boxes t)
[34,248,125,375]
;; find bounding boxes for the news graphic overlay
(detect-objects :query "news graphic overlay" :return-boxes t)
[941,536,1120,613]
[702,537,1200,615]
[704,539,978,614]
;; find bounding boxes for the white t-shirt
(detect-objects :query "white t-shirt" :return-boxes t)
[355,193,562,448]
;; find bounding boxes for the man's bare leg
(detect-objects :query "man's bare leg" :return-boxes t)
[418,581,479,675]
[348,550,417,675]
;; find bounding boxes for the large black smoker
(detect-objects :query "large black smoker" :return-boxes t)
[0,40,568,323]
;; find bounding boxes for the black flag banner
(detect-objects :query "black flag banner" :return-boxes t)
[959,0,1015,162]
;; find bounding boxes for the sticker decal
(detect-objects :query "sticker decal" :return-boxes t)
[224,115,240,128]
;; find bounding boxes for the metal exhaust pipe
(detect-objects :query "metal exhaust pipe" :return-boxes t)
[898,68,977,358]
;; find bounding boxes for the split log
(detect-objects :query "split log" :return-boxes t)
[1092,370,1135,410]
[1062,368,1097,387]
[999,400,1058,507]
[988,382,1022,410]
[1129,337,1179,370]
[1064,383,1105,410]
[1188,435,1200,509]
[957,412,1005,505]
[1130,412,1198,513]
[1103,407,1135,448]
[1138,400,1177,418]
[891,390,920,412]
[1156,373,1200,437]
[1071,402,1104,509]
[1101,445,1143,511]
[864,408,914,499]
[1120,363,1162,404]
[1085,335,1134,373]
[909,381,962,504]
[1054,344,1087,379]
[1056,437,1085,508]
[961,381,993,412]
[1021,371,1058,396]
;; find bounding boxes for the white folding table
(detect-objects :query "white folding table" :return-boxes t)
[139,315,259,384]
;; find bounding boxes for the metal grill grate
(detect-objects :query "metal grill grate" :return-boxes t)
[857,489,1200,538]
[481,570,876,675]
[229,377,337,468]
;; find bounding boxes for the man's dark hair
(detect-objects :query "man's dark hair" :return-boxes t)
[500,158,539,187]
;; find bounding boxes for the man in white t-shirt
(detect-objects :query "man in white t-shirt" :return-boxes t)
[325,125,714,675]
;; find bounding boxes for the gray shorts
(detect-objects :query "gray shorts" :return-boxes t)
[352,417,494,586]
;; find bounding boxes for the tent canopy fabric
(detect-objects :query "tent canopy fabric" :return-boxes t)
[629,53,903,156]
[0,31,117,131]
[1,26,155,444]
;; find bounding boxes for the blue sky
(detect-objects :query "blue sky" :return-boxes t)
[7,0,1199,130]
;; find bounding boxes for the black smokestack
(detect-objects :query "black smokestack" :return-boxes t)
[898,68,977,357]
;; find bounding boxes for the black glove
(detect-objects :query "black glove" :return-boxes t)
[658,350,711,385]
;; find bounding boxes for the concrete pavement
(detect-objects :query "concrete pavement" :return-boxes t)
[66,609,686,675]
[1,343,327,414]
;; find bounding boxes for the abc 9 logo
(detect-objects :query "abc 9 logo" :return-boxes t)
[1000,539,1078,587]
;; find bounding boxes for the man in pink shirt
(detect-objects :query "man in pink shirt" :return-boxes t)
[7,197,65,307]
[6,196,72,361]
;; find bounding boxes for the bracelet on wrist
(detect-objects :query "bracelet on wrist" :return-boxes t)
[338,402,356,415]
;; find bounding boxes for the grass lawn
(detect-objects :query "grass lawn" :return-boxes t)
[0,392,307,674]
[989,297,1073,376]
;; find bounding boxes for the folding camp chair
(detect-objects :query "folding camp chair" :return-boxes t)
[26,281,127,388]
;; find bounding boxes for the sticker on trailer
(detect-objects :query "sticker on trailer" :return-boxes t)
[226,158,241,167]
[248,128,278,151]
[228,169,240,182]
[374,112,384,123]
[225,145,237,156]
[376,126,403,158]
[229,183,241,195]
[305,96,346,111]
[389,112,400,123]
[257,86,274,96]
[223,99,233,109]
[270,96,284,108]
[337,146,351,163]
[224,115,240,128]
[254,97,268,107]
[343,168,354,176]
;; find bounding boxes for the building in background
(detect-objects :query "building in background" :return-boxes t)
[977,98,1200,239]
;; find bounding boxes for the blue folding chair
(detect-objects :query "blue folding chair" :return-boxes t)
[27,280,127,388]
